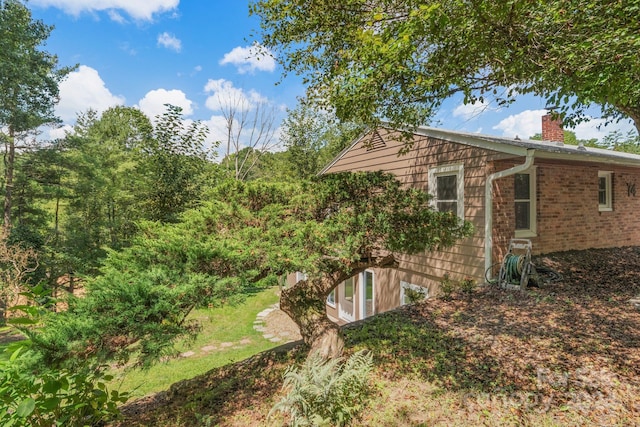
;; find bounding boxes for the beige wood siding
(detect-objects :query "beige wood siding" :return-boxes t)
[324,128,499,304]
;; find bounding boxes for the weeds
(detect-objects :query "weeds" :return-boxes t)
[270,350,373,426]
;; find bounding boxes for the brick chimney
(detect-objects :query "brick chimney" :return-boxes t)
[541,113,564,143]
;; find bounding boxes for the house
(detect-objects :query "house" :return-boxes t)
[291,114,640,324]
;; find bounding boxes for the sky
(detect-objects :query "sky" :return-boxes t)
[28,0,636,153]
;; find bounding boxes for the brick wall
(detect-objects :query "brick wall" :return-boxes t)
[493,159,640,259]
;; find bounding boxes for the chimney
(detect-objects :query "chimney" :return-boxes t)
[541,113,564,144]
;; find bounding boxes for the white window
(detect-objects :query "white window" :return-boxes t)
[514,168,537,237]
[598,171,613,211]
[428,164,464,219]
[295,272,307,283]
[326,289,336,307]
[400,281,428,305]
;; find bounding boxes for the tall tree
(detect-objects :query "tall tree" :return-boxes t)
[281,100,363,179]
[251,0,640,134]
[58,108,153,274]
[216,91,279,180]
[142,104,214,222]
[29,173,471,366]
[0,0,74,231]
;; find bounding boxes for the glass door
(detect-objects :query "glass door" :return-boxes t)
[338,277,355,322]
[361,270,375,319]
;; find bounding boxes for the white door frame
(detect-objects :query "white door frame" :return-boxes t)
[359,270,375,319]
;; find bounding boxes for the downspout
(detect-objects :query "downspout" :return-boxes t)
[484,149,535,280]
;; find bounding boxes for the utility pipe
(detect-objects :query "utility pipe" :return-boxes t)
[484,149,535,280]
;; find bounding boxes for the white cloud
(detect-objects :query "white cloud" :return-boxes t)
[157,32,182,52]
[493,109,637,141]
[572,118,636,141]
[137,88,193,120]
[30,0,179,21]
[48,124,74,140]
[204,115,229,150]
[107,10,126,23]
[219,43,276,74]
[452,100,491,120]
[56,65,125,122]
[204,79,267,112]
[493,109,548,139]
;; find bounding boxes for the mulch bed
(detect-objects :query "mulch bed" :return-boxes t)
[114,246,640,426]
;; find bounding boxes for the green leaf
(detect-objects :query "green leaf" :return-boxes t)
[15,398,35,418]
[42,379,62,394]
[6,317,37,325]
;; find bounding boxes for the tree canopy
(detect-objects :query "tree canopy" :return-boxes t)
[0,0,74,230]
[28,172,471,365]
[251,0,640,133]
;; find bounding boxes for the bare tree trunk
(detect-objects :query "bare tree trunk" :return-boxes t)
[280,277,344,359]
[3,129,15,232]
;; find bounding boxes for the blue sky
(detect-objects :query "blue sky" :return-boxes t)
[29,0,635,151]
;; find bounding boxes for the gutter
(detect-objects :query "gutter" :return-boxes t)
[484,149,535,280]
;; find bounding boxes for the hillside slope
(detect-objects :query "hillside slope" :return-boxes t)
[114,247,640,426]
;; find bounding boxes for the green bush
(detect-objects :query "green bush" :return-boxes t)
[271,350,373,426]
[439,274,456,300]
[439,275,477,299]
[0,289,129,426]
[403,286,427,304]
[0,343,129,427]
[459,277,476,294]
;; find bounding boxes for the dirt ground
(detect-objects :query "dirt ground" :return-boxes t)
[262,306,302,342]
[111,246,640,426]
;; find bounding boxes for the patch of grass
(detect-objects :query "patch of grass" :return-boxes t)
[109,287,281,397]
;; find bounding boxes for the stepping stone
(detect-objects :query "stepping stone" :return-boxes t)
[256,309,273,317]
[263,333,275,339]
[279,331,290,337]
[201,345,216,352]
[269,337,282,343]
[239,338,252,345]
[180,351,195,358]
[253,325,265,332]
[220,342,233,348]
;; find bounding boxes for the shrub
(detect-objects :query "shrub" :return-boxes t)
[439,275,477,299]
[459,277,476,294]
[0,289,129,426]
[403,286,427,304]
[271,350,374,426]
[0,342,129,427]
[439,274,456,300]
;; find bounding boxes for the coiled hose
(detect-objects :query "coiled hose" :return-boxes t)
[503,253,525,284]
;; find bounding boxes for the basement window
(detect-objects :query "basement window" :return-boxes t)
[514,168,537,237]
[598,171,613,211]
[400,281,428,306]
[428,164,465,219]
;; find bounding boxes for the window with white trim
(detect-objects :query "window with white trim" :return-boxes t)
[428,164,464,219]
[400,281,428,305]
[295,272,307,283]
[514,168,537,237]
[598,171,612,211]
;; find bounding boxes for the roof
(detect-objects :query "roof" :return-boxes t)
[322,124,640,173]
